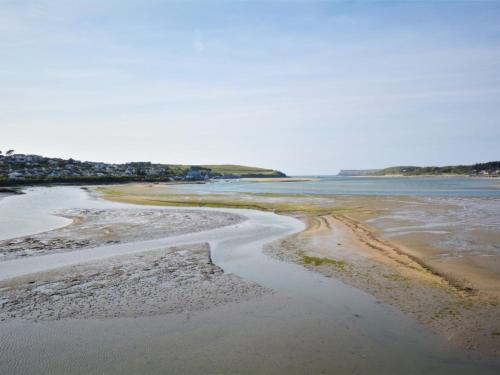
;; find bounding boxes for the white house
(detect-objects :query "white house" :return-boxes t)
[8,171,24,180]
[11,154,27,162]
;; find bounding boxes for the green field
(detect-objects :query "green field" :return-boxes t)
[163,164,285,177]
[201,164,284,176]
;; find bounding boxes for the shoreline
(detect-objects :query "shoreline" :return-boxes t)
[0,187,24,194]
[1,185,499,373]
[98,185,500,299]
[97,183,500,357]
[263,214,500,355]
[340,174,500,178]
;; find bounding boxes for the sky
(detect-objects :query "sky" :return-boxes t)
[1,0,500,175]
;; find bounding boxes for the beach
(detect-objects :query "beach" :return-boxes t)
[0,185,499,374]
[100,182,500,356]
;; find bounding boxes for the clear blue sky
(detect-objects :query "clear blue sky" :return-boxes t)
[1,0,499,174]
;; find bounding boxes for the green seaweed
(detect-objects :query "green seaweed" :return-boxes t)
[382,273,409,282]
[302,254,348,270]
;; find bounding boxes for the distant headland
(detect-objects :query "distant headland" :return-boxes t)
[338,161,500,177]
[0,151,286,186]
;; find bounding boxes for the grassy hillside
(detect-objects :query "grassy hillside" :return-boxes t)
[201,164,284,176]
[372,161,500,176]
[162,164,285,178]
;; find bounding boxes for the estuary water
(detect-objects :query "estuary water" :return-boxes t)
[182,176,500,197]
[0,187,499,374]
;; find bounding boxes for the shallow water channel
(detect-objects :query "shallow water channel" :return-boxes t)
[0,187,499,374]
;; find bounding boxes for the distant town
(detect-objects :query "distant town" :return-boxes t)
[0,150,285,185]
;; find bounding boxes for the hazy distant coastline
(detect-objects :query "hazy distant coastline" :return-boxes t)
[338,161,500,177]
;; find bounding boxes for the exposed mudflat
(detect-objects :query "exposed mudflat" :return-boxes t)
[0,208,245,261]
[0,243,269,321]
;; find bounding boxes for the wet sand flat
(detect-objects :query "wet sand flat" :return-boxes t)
[2,293,499,375]
[265,214,500,356]
[0,243,268,321]
[100,183,500,357]
[1,186,500,374]
[102,184,500,300]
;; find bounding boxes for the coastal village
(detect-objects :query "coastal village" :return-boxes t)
[0,151,268,183]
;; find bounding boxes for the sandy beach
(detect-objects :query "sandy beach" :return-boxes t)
[264,214,500,355]
[1,185,499,374]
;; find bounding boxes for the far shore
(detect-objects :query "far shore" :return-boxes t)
[341,174,499,178]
